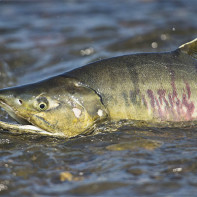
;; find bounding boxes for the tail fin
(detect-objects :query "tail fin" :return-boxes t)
[179,38,197,59]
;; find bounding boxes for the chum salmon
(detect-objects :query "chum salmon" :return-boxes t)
[0,38,196,138]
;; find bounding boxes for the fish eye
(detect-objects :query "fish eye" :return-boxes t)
[36,96,49,111]
[39,102,47,110]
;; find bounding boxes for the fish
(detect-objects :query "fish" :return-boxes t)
[0,38,196,138]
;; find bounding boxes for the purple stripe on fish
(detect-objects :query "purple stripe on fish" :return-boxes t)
[145,80,195,121]
[147,89,155,109]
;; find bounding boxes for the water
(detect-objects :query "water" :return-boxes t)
[0,0,197,196]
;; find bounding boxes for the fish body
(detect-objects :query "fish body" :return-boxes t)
[66,50,197,123]
[0,38,197,137]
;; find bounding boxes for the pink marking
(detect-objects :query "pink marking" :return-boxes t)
[157,89,165,105]
[175,98,181,117]
[147,89,155,109]
[185,82,191,99]
[182,93,194,120]
[157,89,169,107]
[168,94,174,108]
[155,97,164,120]
[142,94,148,108]
[145,81,195,121]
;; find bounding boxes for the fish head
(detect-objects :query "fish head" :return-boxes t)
[0,77,108,138]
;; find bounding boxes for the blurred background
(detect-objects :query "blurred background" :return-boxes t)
[0,1,197,197]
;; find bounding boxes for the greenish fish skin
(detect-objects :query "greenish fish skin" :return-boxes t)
[0,38,196,138]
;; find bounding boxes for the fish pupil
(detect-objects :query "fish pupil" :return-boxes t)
[40,103,46,109]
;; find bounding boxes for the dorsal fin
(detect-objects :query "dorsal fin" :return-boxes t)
[178,38,197,59]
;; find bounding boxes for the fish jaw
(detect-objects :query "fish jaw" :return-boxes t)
[0,99,65,137]
[0,98,29,124]
[0,120,65,137]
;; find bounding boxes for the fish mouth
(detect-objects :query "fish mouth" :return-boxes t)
[0,100,64,137]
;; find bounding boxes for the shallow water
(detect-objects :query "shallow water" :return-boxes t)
[0,0,197,196]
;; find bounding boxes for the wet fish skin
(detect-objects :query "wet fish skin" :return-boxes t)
[66,39,197,122]
[0,38,196,137]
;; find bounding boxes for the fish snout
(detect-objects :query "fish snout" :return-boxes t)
[0,88,24,107]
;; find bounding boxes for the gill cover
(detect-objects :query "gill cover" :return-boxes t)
[62,78,108,137]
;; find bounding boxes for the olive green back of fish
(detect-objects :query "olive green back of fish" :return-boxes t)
[66,38,197,124]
